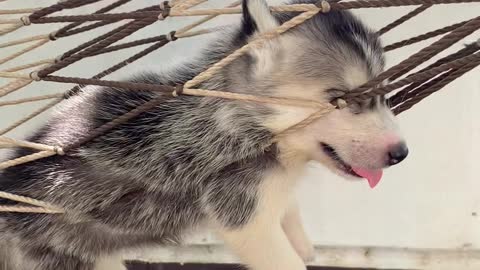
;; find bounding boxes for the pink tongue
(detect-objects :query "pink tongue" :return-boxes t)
[352,167,383,189]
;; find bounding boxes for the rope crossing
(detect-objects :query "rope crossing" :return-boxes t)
[0,0,478,213]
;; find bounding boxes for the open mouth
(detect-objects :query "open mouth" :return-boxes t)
[320,143,361,178]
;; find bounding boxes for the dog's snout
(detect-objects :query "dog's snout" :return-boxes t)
[387,142,409,166]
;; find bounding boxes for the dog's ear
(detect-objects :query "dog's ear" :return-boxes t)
[242,0,280,76]
[242,0,279,36]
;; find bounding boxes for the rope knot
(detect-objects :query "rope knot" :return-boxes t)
[316,0,331,13]
[53,146,65,155]
[29,71,41,81]
[166,31,177,41]
[54,55,64,63]
[159,1,169,10]
[332,98,347,109]
[158,1,171,20]
[49,31,58,41]
[20,16,31,26]
[172,84,184,97]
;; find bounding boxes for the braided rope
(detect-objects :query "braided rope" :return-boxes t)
[0,191,62,212]
[30,76,334,108]
[0,0,135,78]
[346,15,480,98]
[0,206,63,214]
[185,6,325,88]
[0,34,49,49]
[384,19,470,52]
[0,22,23,36]
[0,0,475,25]
[274,105,336,140]
[64,39,172,97]
[0,38,49,65]
[0,150,58,170]
[3,59,55,73]
[0,8,42,15]
[377,4,432,36]
[0,137,61,152]
[330,0,480,8]
[0,79,33,98]
[170,0,480,14]
[0,98,63,136]
[28,0,101,21]
[175,26,224,38]
[176,0,242,35]
[182,88,327,108]
[55,0,133,38]
[0,0,241,151]
[0,71,32,80]
[0,93,63,107]
[0,0,243,163]
[350,52,480,101]
[388,41,480,106]
[393,61,479,114]
[62,96,166,152]
[64,0,241,97]
[38,17,159,77]
[172,0,208,10]
[0,3,329,170]
[0,65,48,100]
[56,5,159,62]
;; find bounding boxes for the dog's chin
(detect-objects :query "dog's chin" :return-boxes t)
[321,161,364,181]
[316,143,363,181]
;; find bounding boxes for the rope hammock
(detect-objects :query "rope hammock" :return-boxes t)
[0,0,479,214]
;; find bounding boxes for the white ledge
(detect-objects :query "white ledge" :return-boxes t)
[123,244,480,270]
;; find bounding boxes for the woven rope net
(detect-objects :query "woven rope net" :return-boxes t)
[0,0,479,213]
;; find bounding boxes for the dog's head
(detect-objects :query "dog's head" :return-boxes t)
[237,0,408,187]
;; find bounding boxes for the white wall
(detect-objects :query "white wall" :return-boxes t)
[1,0,479,268]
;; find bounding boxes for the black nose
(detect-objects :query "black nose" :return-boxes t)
[388,143,409,166]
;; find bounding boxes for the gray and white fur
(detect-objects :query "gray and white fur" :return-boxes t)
[0,1,409,269]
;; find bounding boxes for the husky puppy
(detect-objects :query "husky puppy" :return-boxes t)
[0,0,408,269]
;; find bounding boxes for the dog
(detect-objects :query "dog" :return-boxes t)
[0,0,408,269]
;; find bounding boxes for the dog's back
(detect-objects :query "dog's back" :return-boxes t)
[0,232,11,270]
[0,242,12,270]
[0,70,275,269]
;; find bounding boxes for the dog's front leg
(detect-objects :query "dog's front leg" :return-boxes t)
[218,219,306,270]
[213,176,306,270]
[282,201,315,263]
[206,159,305,270]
